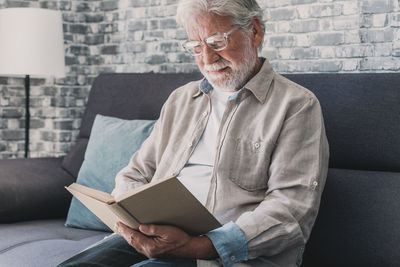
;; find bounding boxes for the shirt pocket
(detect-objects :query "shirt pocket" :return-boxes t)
[224,138,273,191]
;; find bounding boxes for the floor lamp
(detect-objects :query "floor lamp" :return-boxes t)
[0,8,65,158]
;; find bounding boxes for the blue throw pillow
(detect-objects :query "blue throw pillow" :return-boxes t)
[65,115,156,231]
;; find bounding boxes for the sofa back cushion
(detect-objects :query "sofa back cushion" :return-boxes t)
[302,168,400,266]
[286,73,400,172]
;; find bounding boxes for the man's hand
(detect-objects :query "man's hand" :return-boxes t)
[115,222,218,260]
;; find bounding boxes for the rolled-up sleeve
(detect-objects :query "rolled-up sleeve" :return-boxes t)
[235,96,329,259]
[206,221,248,266]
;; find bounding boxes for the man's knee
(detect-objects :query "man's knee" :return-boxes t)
[57,234,145,267]
[131,258,196,267]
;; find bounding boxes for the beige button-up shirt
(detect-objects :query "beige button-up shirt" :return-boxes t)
[112,59,329,267]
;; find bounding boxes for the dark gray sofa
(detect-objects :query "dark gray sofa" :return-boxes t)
[0,72,399,267]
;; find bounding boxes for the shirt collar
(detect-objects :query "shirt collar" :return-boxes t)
[192,57,274,103]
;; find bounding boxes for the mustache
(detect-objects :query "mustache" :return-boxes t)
[204,59,232,71]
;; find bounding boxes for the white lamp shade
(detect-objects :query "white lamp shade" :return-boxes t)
[0,8,65,77]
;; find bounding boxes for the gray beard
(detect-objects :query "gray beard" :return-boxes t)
[203,40,257,92]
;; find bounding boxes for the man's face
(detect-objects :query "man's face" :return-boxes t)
[186,12,260,92]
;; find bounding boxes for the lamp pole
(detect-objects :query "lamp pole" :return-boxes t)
[24,75,30,158]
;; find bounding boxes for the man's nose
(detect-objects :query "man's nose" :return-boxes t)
[202,45,219,65]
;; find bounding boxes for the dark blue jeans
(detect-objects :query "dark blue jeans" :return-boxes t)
[57,234,197,267]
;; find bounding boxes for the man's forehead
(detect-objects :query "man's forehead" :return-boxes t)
[186,12,233,38]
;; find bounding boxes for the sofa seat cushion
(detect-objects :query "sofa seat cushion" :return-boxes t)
[0,219,109,267]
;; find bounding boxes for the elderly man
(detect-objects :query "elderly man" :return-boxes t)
[59,0,329,266]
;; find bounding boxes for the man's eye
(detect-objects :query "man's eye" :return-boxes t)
[207,40,225,49]
[193,45,202,53]
[207,36,225,48]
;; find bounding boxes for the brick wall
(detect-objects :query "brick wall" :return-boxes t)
[0,0,399,158]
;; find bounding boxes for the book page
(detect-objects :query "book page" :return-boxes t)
[68,183,115,204]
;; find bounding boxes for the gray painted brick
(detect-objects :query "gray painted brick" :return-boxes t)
[335,45,374,58]
[59,1,71,11]
[128,43,147,53]
[129,20,147,31]
[361,0,395,14]
[374,43,393,56]
[100,22,119,33]
[42,87,58,96]
[69,24,90,34]
[291,0,316,5]
[292,47,319,59]
[85,34,105,45]
[2,130,24,141]
[145,30,165,40]
[311,32,344,46]
[290,20,319,33]
[360,57,400,70]
[269,8,297,21]
[69,45,90,56]
[85,13,105,23]
[261,49,279,60]
[176,53,194,63]
[100,44,119,54]
[392,13,400,27]
[73,2,92,12]
[333,16,359,30]
[160,18,177,29]
[0,77,8,84]
[53,120,74,130]
[65,56,79,66]
[129,0,153,7]
[360,28,394,43]
[162,0,177,5]
[20,119,44,129]
[311,4,341,17]
[146,54,167,64]
[2,108,23,118]
[149,20,160,30]
[101,1,119,11]
[311,60,342,72]
[40,1,59,10]
[268,35,296,47]
[160,42,181,52]
[5,1,30,8]
[40,131,55,142]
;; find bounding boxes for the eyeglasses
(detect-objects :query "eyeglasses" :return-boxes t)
[182,28,237,56]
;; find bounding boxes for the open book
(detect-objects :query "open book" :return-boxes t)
[65,176,221,236]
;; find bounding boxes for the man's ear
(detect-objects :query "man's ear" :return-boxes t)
[251,17,264,48]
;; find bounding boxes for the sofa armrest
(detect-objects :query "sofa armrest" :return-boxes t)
[0,157,76,223]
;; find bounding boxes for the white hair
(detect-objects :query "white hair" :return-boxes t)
[176,0,265,33]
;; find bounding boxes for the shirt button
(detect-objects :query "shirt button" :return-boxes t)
[311,181,318,190]
[188,142,193,148]
[203,111,208,117]
[254,142,260,149]
[230,255,236,261]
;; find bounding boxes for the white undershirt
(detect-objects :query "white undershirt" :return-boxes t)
[177,89,233,205]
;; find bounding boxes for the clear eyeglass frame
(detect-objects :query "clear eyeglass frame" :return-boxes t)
[182,27,237,56]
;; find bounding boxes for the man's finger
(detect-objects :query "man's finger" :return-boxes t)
[115,222,147,247]
[139,224,178,238]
